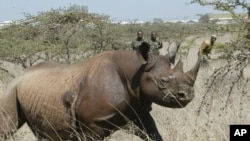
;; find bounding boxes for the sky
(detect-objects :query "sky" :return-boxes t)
[0,0,246,22]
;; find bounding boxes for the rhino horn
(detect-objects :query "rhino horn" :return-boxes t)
[173,59,183,72]
[184,55,201,86]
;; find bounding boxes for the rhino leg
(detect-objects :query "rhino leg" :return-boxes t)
[133,112,163,141]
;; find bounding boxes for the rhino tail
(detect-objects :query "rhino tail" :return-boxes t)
[0,85,19,136]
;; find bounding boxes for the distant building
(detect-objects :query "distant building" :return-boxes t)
[0,21,12,28]
[208,13,247,24]
[67,4,88,13]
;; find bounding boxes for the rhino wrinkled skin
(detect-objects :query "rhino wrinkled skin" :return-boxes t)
[0,42,200,141]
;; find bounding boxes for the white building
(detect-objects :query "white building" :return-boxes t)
[0,21,12,28]
[208,13,247,24]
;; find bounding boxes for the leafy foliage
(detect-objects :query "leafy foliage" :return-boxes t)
[0,6,125,67]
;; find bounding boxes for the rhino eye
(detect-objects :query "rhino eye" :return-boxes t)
[158,77,170,89]
[160,75,175,83]
[160,77,170,83]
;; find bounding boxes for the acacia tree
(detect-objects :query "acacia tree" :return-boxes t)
[85,14,126,54]
[0,5,124,69]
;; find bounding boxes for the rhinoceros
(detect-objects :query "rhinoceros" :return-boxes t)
[0,42,200,141]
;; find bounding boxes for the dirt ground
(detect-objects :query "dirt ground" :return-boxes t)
[1,33,250,141]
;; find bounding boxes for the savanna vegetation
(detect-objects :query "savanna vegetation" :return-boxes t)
[0,1,250,141]
[0,4,247,69]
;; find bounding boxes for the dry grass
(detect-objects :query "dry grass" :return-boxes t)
[1,34,250,141]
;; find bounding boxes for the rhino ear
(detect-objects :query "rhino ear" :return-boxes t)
[137,42,150,63]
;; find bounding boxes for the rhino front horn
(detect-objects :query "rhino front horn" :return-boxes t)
[184,55,201,86]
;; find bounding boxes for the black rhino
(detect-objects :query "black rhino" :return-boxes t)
[0,42,201,141]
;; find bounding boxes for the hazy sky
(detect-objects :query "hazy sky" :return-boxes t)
[0,0,246,21]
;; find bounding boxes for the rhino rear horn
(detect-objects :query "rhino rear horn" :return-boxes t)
[167,43,181,64]
[184,55,201,86]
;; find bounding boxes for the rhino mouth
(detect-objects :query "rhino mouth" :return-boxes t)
[153,78,188,107]
[160,90,185,107]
